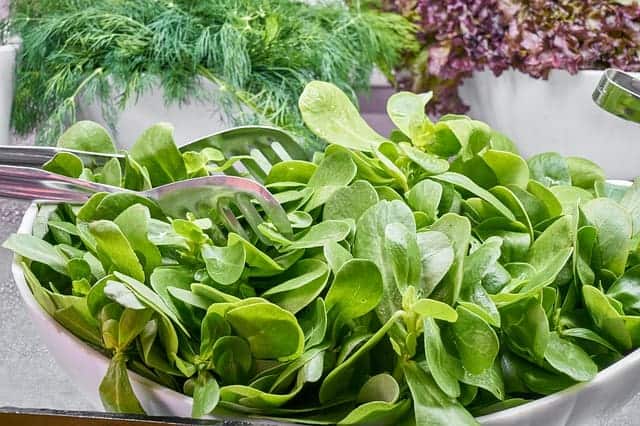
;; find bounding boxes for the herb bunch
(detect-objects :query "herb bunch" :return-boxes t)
[383,0,640,115]
[8,0,416,146]
[6,81,640,424]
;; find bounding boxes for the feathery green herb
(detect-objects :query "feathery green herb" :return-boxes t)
[8,0,416,146]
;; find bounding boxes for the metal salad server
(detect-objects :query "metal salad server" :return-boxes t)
[0,125,308,183]
[0,165,292,240]
[593,69,640,124]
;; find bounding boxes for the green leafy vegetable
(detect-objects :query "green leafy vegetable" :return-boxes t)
[8,81,640,425]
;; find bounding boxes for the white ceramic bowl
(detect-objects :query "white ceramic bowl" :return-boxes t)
[11,200,640,425]
[459,69,640,181]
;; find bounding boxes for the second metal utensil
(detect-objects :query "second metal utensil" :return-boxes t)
[0,125,309,183]
[593,68,640,124]
[0,165,292,241]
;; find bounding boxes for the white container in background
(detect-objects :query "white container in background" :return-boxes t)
[77,77,230,150]
[459,69,640,180]
[78,70,395,150]
[0,43,16,145]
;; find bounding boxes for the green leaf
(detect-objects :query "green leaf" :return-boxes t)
[398,143,449,175]
[323,241,353,274]
[386,91,432,144]
[319,312,402,403]
[499,296,550,362]
[225,300,304,361]
[544,332,598,381]
[3,234,67,275]
[566,157,605,189]
[262,259,329,314]
[91,192,165,221]
[53,304,103,347]
[461,360,505,401]
[104,280,146,310]
[415,231,455,297]
[527,180,563,218]
[338,399,411,426]
[100,158,123,187]
[266,160,317,185]
[357,373,400,404]
[305,150,357,211]
[406,180,442,225]
[423,317,462,398]
[324,180,379,222]
[621,178,640,237]
[429,214,471,305]
[481,150,529,188]
[43,152,83,178]
[298,298,328,348]
[114,272,190,337]
[453,305,499,374]
[58,121,116,154]
[99,354,145,414]
[432,115,491,160]
[560,328,620,353]
[325,259,383,321]
[355,200,415,322]
[192,370,220,418]
[114,204,161,277]
[582,198,632,277]
[288,220,352,250]
[123,156,153,191]
[212,336,252,384]
[200,311,231,359]
[118,308,153,349]
[403,361,478,426]
[191,283,240,304]
[550,185,594,215]
[413,299,458,322]
[528,152,571,187]
[90,220,145,283]
[463,237,502,289]
[583,285,632,351]
[227,233,284,276]
[299,81,387,152]
[384,222,421,292]
[202,241,245,285]
[130,123,187,186]
[432,172,515,220]
[608,265,640,314]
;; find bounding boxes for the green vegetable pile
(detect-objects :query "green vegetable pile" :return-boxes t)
[5,81,640,425]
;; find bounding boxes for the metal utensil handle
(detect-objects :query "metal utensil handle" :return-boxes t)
[0,145,63,167]
[593,69,640,124]
[0,145,124,167]
[0,165,118,202]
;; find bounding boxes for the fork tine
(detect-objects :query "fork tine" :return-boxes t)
[253,196,292,237]
[235,194,271,245]
[216,199,249,239]
[241,154,269,182]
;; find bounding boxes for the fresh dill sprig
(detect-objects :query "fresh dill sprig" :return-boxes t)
[9,0,417,147]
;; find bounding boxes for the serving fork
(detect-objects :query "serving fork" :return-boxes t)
[0,125,308,183]
[0,165,292,241]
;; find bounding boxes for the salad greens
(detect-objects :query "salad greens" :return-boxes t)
[5,82,640,425]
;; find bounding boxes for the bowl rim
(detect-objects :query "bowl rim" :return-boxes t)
[11,204,199,411]
[11,195,640,423]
